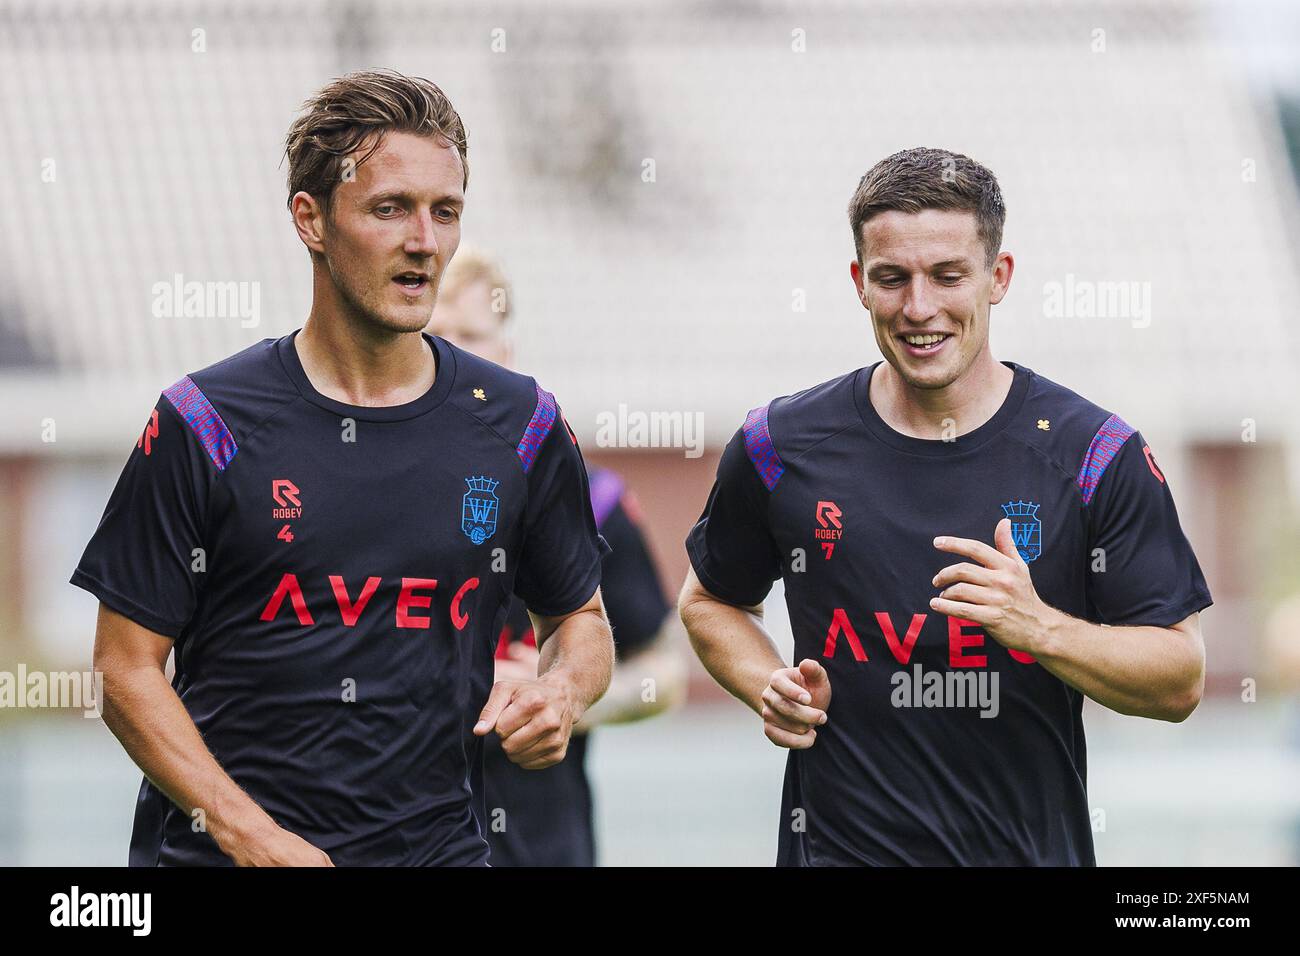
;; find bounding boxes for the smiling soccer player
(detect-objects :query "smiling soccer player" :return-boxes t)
[680,147,1212,866]
[71,70,614,866]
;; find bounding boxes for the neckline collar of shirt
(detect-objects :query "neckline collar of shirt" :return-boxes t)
[276,328,457,422]
[855,360,1031,457]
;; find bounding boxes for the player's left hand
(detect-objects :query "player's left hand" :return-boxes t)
[473,677,576,770]
[930,518,1061,656]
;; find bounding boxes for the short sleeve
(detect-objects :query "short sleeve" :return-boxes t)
[685,426,783,607]
[1084,431,1213,627]
[514,401,611,617]
[597,496,670,655]
[70,394,216,638]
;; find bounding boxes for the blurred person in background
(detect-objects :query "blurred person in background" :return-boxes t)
[70,70,614,866]
[1263,595,1300,863]
[679,147,1211,866]
[428,246,687,866]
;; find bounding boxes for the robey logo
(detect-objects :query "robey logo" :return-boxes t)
[814,500,842,559]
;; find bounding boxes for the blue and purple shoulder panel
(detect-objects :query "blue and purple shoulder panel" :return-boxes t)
[516,384,559,475]
[163,376,238,472]
[742,403,785,492]
[1075,413,1135,506]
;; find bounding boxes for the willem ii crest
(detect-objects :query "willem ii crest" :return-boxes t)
[462,476,500,545]
[1001,500,1042,562]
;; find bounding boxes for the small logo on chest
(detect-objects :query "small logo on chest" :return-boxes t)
[272,478,302,543]
[462,476,500,545]
[814,500,843,559]
[1001,499,1042,562]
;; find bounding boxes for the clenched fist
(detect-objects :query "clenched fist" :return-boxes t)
[761,658,831,750]
[474,678,577,769]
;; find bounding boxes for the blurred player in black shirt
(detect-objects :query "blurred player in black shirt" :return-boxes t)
[428,247,687,866]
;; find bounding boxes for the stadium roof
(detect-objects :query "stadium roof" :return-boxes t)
[1,0,1297,452]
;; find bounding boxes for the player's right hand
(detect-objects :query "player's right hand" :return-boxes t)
[474,676,578,769]
[227,822,334,867]
[761,658,831,750]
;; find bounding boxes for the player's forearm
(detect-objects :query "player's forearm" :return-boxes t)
[679,590,784,716]
[97,658,279,855]
[535,607,615,722]
[576,627,689,729]
[1031,610,1204,721]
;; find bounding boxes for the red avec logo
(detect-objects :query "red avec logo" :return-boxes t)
[814,500,842,559]
[259,573,481,631]
[822,608,1037,666]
